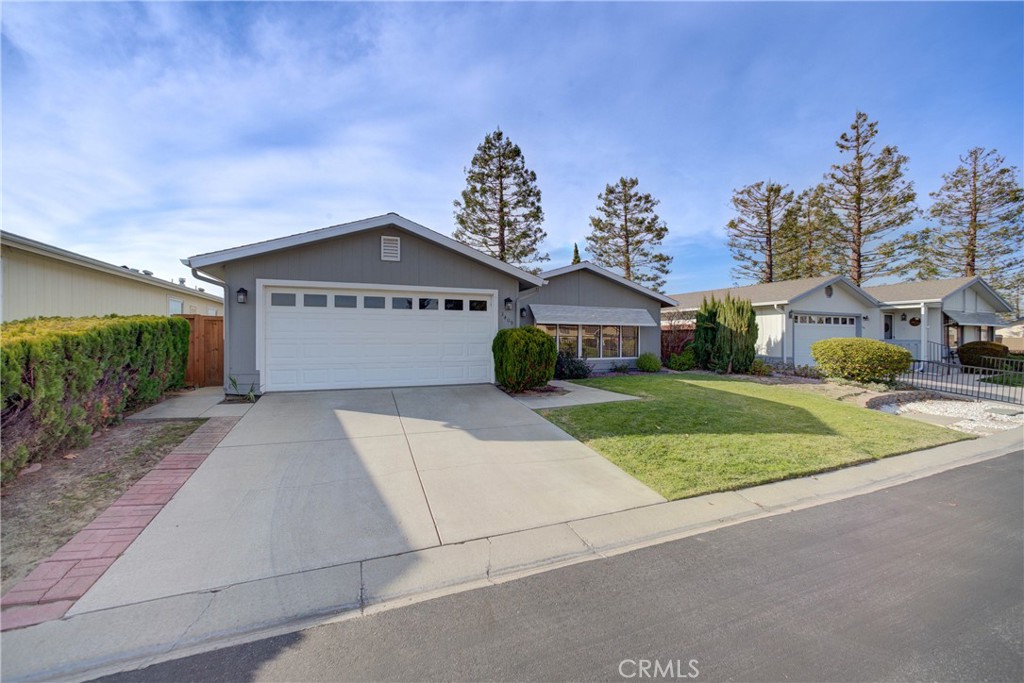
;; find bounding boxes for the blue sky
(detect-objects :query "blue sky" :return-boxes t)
[3,1,1021,295]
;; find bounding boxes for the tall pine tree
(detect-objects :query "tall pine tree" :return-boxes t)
[571,242,581,264]
[824,111,917,285]
[585,177,673,291]
[893,148,1023,301]
[453,128,548,268]
[775,184,843,280]
[725,180,794,283]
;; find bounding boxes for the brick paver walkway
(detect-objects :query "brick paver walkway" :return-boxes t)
[0,416,239,631]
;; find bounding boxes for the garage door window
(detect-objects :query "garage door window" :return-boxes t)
[271,293,296,306]
[392,297,413,310]
[419,298,438,310]
[445,299,464,311]
[796,315,856,325]
[334,295,357,308]
[364,296,385,309]
[304,294,328,307]
[469,300,488,312]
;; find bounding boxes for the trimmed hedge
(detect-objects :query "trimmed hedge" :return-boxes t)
[1,316,190,481]
[957,341,1009,368]
[810,338,912,383]
[667,346,696,371]
[636,352,662,373]
[492,326,557,392]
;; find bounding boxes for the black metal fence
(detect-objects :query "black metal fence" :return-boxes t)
[898,356,1024,405]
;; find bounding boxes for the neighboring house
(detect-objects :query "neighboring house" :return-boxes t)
[864,278,1011,359]
[1,232,223,322]
[182,214,676,393]
[666,276,879,366]
[665,275,1013,366]
[522,262,677,372]
[996,318,1024,353]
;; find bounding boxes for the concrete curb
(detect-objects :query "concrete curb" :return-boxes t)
[2,428,1020,683]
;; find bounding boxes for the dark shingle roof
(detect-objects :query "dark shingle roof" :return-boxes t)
[863,277,977,303]
[666,276,837,310]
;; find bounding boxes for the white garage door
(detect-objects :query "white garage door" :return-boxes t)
[793,314,860,366]
[260,285,497,391]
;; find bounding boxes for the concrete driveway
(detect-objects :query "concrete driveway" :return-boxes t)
[70,384,663,614]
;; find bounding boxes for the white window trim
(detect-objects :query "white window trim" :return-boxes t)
[255,278,499,392]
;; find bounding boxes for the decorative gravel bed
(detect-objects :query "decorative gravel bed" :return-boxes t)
[878,399,1024,434]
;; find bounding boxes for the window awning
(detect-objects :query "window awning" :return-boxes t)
[529,304,659,327]
[944,310,1006,327]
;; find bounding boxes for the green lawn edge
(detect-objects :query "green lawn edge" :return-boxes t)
[540,374,970,501]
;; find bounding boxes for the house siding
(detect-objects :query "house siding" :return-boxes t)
[1,246,221,322]
[220,226,521,389]
[523,270,664,370]
[753,309,786,358]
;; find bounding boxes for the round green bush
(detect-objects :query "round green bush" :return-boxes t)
[810,338,912,383]
[667,346,696,371]
[492,326,556,392]
[957,341,1009,368]
[636,352,662,373]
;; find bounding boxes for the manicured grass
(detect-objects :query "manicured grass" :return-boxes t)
[980,373,1024,387]
[540,374,969,501]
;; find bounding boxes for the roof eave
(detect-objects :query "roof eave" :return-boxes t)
[185,213,545,288]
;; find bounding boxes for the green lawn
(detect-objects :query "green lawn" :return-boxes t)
[541,374,969,500]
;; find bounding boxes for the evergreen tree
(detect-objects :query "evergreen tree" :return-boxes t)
[571,242,581,264]
[585,177,673,291]
[824,111,917,285]
[710,295,758,374]
[453,128,548,267]
[892,148,1023,300]
[726,180,794,283]
[693,296,719,370]
[775,184,844,280]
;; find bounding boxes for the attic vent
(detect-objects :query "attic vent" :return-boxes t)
[381,236,401,262]
[824,285,834,298]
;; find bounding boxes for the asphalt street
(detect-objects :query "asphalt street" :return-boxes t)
[98,451,1023,683]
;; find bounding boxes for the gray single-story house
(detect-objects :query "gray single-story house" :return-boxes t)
[183,214,674,393]
[664,274,1013,366]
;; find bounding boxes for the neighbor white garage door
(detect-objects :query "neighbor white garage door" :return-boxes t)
[260,284,497,391]
[793,314,860,366]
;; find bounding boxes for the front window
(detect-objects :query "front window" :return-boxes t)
[621,326,638,358]
[601,325,620,358]
[168,298,184,315]
[582,325,600,359]
[557,325,579,355]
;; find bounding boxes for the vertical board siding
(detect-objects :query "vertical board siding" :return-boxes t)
[178,314,224,388]
[1,247,221,321]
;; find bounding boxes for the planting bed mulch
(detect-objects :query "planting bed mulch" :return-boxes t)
[0,419,204,592]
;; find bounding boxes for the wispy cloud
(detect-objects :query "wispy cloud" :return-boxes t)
[2,2,1021,292]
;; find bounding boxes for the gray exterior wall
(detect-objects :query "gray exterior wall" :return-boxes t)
[522,270,664,370]
[215,226,522,390]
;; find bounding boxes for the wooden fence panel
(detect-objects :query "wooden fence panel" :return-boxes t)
[177,314,224,388]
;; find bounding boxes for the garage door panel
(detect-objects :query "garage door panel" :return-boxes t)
[263,286,496,391]
[793,314,860,366]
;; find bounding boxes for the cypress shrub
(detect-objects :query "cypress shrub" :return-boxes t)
[492,326,557,392]
[710,295,759,374]
[693,296,719,370]
[1,315,190,481]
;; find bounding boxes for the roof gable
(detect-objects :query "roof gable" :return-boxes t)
[539,262,678,307]
[184,213,545,287]
[666,275,876,310]
[865,276,1013,313]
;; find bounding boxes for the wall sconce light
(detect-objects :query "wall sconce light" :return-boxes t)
[504,297,513,311]
[900,313,907,321]
[520,307,528,318]
[236,288,248,304]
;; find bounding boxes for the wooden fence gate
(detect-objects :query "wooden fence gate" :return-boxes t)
[177,314,224,388]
